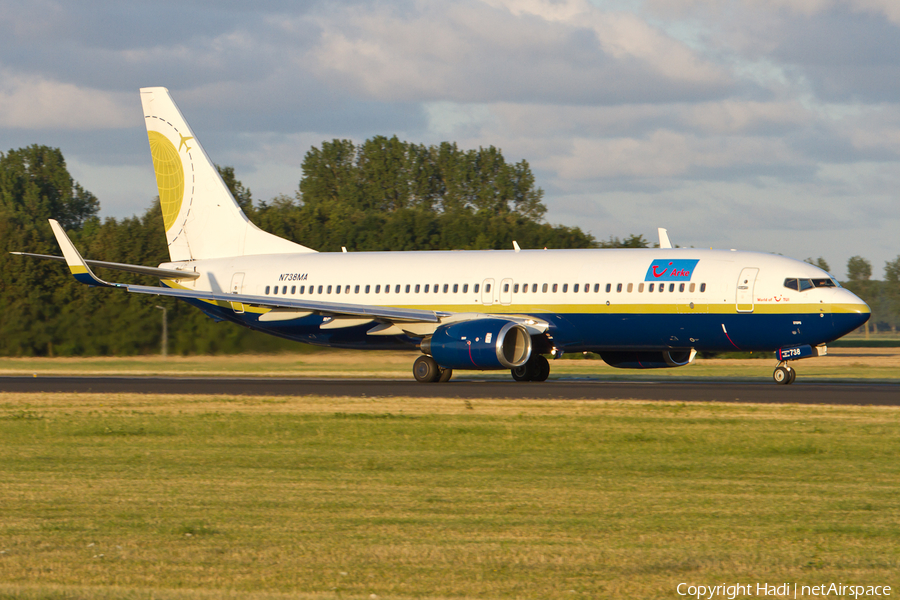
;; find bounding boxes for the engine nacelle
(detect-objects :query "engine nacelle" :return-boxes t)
[421,319,532,370]
[600,349,697,369]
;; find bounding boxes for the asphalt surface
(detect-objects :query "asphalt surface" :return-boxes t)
[1,376,898,405]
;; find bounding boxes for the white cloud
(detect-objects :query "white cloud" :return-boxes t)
[0,72,133,130]
[309,0,731,104]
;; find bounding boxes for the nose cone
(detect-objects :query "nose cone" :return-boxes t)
[832,288,871,337]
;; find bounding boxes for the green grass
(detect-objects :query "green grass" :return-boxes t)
[1,393,899,599]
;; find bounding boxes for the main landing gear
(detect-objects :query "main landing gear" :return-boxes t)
[511,354,550,382]
[773,362,797,385]
[412,354,551,383]
[413,355,453,383]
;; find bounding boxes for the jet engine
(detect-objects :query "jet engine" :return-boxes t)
[420,319,532,370]
[599,349,697,369]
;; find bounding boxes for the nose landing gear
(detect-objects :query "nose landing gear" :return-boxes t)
[773,362,797,385]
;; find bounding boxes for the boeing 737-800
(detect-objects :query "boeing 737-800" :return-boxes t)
[16,88,871,384]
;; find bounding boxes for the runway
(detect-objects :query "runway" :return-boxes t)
[1,376,898,405]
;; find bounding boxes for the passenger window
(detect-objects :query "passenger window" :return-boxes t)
[627,283,633,293]
[405,285,410,293]
[637,283,643,292]
[486,283,492,293]
[552,284,558,293]
[562,284,568,292]
[689,283,695,293]
[677,283,683,292]
[424,284,429,293]
[385,284,390,294]
[616,283,622,293]
[593,284,599,293]
[273,286,278,295]
[364,285,370,293]
[443,284,449,293]
[503,283,510,293]
[573,284,579,293]
[375,285,381,293]
[648,283,654,292]
[317,285,323,294]
[434,283,439,293]
[265,286,270,295]
[327,285,332,294]
[542,283,548,293]
[300,286,305,294]
[700,283,706,293]
[335,285,341,294]
[606,284,612,293]
[415,284,420,293]
[522,284,528,293]
[291,286,296,294]
[453,284,459,293]
[669,283,675,292]
[474,284,480,293]
[395,285,401,293]
[355,285,360,293]
[463,284,468,293]
[514,284,519,293]
[659,284,664,293]
[345,285,350,294]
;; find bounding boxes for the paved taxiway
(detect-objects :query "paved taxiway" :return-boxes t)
[1,376,898,405]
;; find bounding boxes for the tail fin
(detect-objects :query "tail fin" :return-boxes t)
[140,87,315,261]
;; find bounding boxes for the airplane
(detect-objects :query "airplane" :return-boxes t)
[15,87,871,385]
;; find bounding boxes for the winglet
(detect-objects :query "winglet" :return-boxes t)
[658,228,672,249]
[48,219,115,287]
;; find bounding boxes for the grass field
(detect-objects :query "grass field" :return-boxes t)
[0,347,898,382]
[1,392,899,599]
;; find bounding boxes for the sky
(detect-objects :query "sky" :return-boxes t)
[1,0,898,278]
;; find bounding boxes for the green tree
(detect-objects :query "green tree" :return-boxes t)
[805,257,831,272]
[847,256,872,281]
[884,256,900,333]
[598,234,649,248]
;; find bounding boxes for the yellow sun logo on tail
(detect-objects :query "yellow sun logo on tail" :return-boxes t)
[148,131,185,231]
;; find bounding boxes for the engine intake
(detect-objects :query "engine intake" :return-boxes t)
[600,349,697,369]
[421,319,532,370]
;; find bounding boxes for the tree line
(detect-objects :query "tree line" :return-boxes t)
[1,141,897,356]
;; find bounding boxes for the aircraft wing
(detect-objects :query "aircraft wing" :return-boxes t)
[45,219,447,324]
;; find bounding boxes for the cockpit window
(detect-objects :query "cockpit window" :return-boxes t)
[812,278,838,288]
[784,277,840,292]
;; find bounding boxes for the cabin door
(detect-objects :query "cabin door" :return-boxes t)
[735,268,758,313]
[231,272,245,314]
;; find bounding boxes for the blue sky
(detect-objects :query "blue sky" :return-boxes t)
[1,0,898,277]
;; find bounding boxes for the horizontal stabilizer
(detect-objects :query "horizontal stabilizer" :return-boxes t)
[11,252,200,280]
